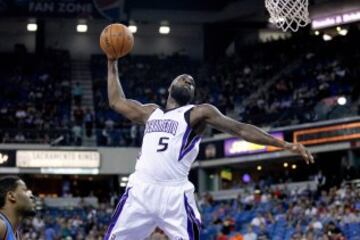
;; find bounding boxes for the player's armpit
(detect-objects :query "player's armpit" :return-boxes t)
[192,104,246,135]
[109,100,158,124]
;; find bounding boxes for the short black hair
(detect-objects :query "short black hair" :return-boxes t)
[0,176,21,208]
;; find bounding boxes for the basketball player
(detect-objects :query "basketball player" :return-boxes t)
[0,176,36,239]
[105,59,314,240]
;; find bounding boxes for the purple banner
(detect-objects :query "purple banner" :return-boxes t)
[224,132,284,157]
[312,9,360,29]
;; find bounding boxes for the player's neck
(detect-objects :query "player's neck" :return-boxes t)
[0,208,21,232]
[166,97,182,110]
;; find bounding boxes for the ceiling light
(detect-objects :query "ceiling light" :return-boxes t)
[159,26,170,34]
[339,29,348,36]
[337,96,347,105]
[128,25,137,33]
[27,23,37,32]
[77,24,88,33]
[322,34,332,41]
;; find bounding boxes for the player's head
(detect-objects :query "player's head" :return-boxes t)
[0,176,36,217]
[168,74,195,106]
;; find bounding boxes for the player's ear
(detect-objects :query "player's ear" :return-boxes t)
[7,191,16,203]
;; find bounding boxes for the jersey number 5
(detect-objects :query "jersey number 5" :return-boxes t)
[157,137,169,152]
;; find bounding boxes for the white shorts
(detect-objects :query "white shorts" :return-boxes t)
[104,172,201,240]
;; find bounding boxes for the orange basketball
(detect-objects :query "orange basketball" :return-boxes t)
[99,23,134,59]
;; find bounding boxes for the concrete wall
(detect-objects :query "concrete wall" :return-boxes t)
[98,147,139,174]
[0,18,36,52]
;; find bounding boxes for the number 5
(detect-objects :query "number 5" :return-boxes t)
[157,137,169,152]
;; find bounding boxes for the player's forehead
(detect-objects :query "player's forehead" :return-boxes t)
[172,74,195,85]
[16,180,27,190]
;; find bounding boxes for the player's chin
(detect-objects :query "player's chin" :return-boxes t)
[27,203,37,215]
[22,208,37,217]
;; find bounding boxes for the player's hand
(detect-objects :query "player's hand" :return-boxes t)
[107,55,118,62]
[285,142,314,164]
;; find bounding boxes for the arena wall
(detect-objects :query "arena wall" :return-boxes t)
[0,18,204,59]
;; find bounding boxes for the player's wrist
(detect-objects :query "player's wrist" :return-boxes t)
[282,141,293,150]
[107,58,118,63]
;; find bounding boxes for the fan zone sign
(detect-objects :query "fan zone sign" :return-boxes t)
[0,0,126,20]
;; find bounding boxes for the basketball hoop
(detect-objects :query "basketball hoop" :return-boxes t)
[265,0,310,32]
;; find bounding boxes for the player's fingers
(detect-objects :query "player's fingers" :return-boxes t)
[299,145,311,164]
[291,144,310,164]
[303,153,310,164]
[300,144,314,164]
[307,150,314,164]
[297,144,309,164]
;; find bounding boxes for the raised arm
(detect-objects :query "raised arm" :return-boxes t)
[192,104,314,164]
[107,59,158,124]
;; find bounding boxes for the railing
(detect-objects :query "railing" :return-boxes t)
[43,196,98,208]
[0,128,142,147]
[0,128,72,145]
[208,180,317,200]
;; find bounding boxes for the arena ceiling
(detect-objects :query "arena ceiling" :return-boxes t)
[126,0,238,11]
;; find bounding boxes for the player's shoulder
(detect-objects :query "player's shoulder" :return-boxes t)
[143,103,160,110]
[192,103,218,114]
[190,104,220,124]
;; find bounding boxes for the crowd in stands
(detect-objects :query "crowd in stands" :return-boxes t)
[243,32,360,126]
[199,180,360,240]
[0,46,73,145]
[17,179,360,240]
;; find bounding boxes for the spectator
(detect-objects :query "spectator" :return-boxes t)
[251,213,265,227]
[73,106,84,126]
[243,225,257,240]
[73,82,83,106]
[72,124,83,146]
[32,215,45,232]
[315,170,326,191]
[84,108,94,137]
[44,223,56,240]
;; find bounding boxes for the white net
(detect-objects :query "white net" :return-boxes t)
[265,0,310,32]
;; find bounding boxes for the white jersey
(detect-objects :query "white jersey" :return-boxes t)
[135,105,201,181]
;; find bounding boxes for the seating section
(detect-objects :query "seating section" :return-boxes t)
[20,183,360,239]
[244,33,360,126]
[199,183,360,239]
[0,48,72,144]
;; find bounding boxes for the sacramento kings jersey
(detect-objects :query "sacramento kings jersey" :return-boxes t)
[135,105,201,180]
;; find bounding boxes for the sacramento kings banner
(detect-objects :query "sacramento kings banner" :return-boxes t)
[0,0,126,20]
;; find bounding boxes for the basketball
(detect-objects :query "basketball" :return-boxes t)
[99,23,134,59]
